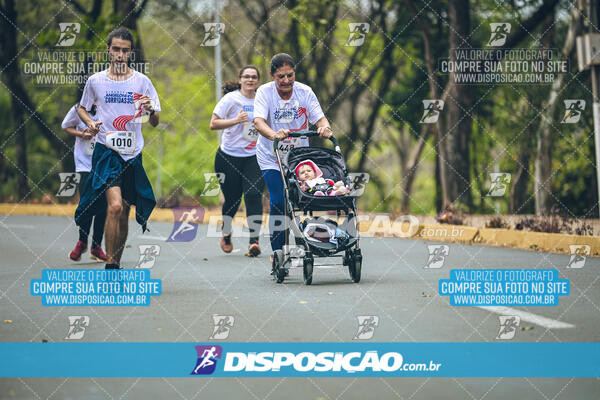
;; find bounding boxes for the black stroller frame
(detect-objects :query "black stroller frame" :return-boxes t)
[271,130,362,285]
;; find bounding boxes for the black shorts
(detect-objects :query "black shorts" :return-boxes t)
[107,160,136,205]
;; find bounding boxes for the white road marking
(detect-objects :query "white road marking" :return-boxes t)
[1,223,35,229]
[136,235,167,241]
[478,306,575,329]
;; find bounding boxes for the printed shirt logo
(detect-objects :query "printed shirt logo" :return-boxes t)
[191,345,222,375]
[241,104,256,149]
[273,99,308,130]
[111,92,147,130]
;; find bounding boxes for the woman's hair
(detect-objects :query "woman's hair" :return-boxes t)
[222,65,260,95]
[270,53,295,74]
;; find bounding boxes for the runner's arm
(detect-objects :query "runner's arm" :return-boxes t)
[254,117,288,140]
[77,105,102,134]
[149,111,159,127]
[63,126,92,140]
[210,110,247,130]
[314,117,333,138]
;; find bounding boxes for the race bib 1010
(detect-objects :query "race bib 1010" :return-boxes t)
[106,131,135,155]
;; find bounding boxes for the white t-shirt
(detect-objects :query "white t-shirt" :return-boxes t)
[61,104,99,172]
[213,90,257,157]
[79,69,161,161]
[254,81,325,170]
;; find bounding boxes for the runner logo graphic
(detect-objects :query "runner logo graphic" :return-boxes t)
[425,245,449,269]
[137,244,161,268]
[201,173,225,196]
[567,244,590,269]
[354,315,379,340]
[167,207,205,242]
[487,173,511,197]
[210,315,234,340]
[201,23,225,46]
[65,316,89,340]
[191,345,222,375]
[487,23,511,47]
[56,172,81,197]
[561,100,585,123]
[496,315,520,340]
[56,22,80,47]
[347,173,370,196]
[346,23,370,46]
[420,100,444,123]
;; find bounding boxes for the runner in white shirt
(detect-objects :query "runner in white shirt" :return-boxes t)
[210,66,265,257]
[254,53,333,258]
[75,27,160,270]
[79,69,160,162]
[62,104,106,263]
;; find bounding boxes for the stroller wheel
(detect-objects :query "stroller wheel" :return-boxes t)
[348,248,362,283]
[273,250,285,283]
[303,257,313,285]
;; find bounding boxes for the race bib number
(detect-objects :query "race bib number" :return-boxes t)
[242,123,259,142]
[84,137,96,156]
[106,131,135,155]
[275,137,301,155]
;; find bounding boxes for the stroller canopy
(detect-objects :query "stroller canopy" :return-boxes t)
[286,147,347,182]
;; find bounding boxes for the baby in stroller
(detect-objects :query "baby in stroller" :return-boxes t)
[295,159,350,196]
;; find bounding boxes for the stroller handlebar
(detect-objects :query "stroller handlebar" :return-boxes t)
[273,130,341,153]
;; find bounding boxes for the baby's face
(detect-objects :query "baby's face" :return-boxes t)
[298,164,316,181]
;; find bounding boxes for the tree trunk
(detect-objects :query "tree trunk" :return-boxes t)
[113,0,147,63]
[1,0,29,199]
[510,130,534,213]
[445,0,473,210]
[400,125,432,212]
[1,0,72,179]
[534,3,581,215]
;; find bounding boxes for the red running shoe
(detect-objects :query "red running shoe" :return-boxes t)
[90,246,107,262]
[69,240,87,261]
[220,234,233,253]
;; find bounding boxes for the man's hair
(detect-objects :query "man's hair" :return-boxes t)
[270,53,295,74]
[107,27,134,47]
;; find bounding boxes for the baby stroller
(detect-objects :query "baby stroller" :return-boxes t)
[272,130,363,285]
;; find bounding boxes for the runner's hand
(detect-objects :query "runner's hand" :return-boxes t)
[87,121,102,135]
[274,129,289,140]
[317,126,333,138]
[80,128,93,140]
[138,94,154,113]
[236,109,248,124]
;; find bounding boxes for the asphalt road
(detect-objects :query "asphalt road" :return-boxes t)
[1,214,599,399]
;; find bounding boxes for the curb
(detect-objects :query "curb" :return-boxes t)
[408,224,600,257]
[0,203,221,223]
[1,203,598,257]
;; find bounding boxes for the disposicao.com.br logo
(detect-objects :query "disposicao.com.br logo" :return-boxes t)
[191,346,442,376]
